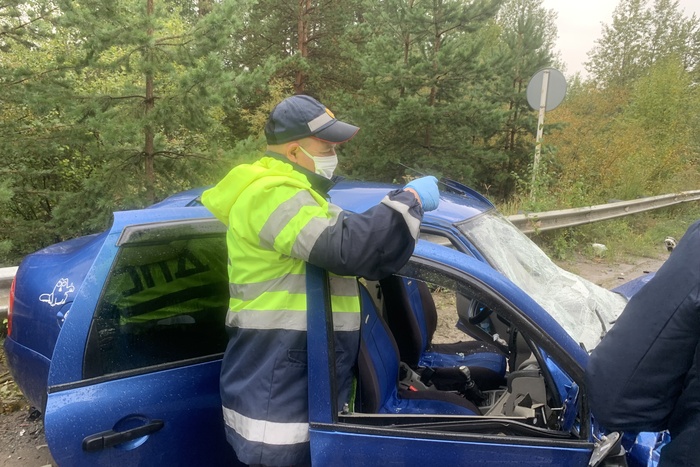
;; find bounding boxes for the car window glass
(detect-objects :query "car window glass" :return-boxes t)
[83,232,229,378]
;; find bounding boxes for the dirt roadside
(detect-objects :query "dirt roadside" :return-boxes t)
[0,252,669,467]
[0,348,54,467]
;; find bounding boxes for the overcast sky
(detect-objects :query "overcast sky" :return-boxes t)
[541,0,700,77]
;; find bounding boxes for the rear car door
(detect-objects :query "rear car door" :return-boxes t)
[44,207,239,466]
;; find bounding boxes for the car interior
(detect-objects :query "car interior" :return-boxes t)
[349,271,581,439]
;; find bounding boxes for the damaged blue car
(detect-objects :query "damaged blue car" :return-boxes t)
[4,180,663,466]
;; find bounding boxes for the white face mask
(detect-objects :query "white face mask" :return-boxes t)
[298,145,338,179]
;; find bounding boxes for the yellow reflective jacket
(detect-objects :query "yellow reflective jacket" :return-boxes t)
[202,153,422,466]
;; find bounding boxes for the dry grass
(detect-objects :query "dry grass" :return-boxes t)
[0,339,28,414]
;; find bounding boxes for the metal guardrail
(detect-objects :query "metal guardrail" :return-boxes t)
[1,266,16,322]
[1,189,700,321]
[507,190,700,234]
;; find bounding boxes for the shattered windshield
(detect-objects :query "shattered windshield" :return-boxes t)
[456,212,626,351]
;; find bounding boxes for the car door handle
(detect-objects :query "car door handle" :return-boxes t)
[82,419,164,452]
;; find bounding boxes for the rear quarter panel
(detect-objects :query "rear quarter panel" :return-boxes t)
[5,233,106,409]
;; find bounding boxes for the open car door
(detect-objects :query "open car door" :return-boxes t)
[306,241,617,466]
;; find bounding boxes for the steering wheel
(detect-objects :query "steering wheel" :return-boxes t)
[468,302,493,325]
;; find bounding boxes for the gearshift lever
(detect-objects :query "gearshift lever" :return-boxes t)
[459,365,487,405]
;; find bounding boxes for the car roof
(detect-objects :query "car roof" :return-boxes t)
[150,180,495,225]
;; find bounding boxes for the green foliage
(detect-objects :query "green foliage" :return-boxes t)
[586,0,700,87]
[0,0,248,263]
[347,0,536,196]
[0,0,698,267]
[529,204,700,265]
[545,55,700,209]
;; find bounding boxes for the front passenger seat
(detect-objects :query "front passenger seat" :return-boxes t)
[356,284,480,415]
[380,276,506,390]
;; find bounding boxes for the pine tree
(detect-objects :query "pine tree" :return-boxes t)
[230,0,362,114]
[490,0,558,196]
[0,0,247,261]
[347,0,503,188]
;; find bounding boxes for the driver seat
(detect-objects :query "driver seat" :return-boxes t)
[380,276,507,389]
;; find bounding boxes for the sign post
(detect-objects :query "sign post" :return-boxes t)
[526,68,567,198]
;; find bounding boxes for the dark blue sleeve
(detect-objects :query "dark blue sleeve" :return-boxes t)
[308,189,423,281]
[585,220,700,432]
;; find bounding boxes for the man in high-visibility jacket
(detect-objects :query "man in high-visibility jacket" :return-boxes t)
[202,95,439,466]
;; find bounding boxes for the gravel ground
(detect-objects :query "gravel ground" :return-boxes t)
[0,346,54,466]
[0,252,668,467]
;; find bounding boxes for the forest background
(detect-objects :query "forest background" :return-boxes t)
[0,0,699,266]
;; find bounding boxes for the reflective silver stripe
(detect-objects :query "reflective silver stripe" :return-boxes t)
[229,274,306,300]
[291,205,342,260]
[381,195,421,239]
[229,275,356,300]
[333,311,361,331]
[329,275,359,296]
[307,112,333,132]
[328,203,343,216]
[259,190,318,249]
[226,308,360,331]
[223,406,309,445]
[227,309,307,330]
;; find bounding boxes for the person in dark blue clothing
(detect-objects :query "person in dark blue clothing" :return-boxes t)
[586,220,700,466]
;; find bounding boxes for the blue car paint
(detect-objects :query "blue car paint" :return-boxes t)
[45,359,236,466]
[3,180,658,466]
[3,335,51,414]
[5,182,497,409]
[7,231,107,409]
[41,207,238,466]
[613,272,655,300]
[306,264,336,426]
[310,430,594,466]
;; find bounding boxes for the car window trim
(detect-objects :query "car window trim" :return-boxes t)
[49,353,223,395]
[116,218,226,246]
[419,226,472,255]
[313,419,593,449]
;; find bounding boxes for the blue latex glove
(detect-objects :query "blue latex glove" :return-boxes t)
[405,176,439,211]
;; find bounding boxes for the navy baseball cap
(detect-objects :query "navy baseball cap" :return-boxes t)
[264,95,360,145]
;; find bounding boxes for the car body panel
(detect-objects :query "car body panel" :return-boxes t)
[309,430,594,466]
[612,273,655,300]
[44,359,235,466]
[43,208,235,466]
[7,232,107,409]
[3,336,51,412]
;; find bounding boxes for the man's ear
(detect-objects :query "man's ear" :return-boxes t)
[284,142,300,163]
